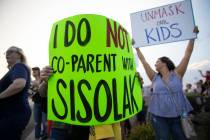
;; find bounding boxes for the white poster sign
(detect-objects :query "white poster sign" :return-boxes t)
[130,0,196,48]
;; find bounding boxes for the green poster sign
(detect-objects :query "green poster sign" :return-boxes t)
[48,14,142,125]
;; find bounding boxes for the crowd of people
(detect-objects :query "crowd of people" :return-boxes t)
[184,70,210,96]
[0,26,206,140]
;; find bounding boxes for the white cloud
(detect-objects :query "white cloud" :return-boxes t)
[188,60,210,70]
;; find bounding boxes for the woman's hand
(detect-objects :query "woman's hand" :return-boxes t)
[175,26,199,78]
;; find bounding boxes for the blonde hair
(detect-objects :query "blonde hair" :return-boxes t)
[7,46,30,71]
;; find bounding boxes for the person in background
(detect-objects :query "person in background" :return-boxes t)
[198,70,210,84]
[199,70,210,95]
[184,83,193,94]
[0,46,31,140]
[38,80,51,137]
[135,26,199,140]
[30,67,48,140]
[39,75,48,140]
[39,66,90,140]
[123,119,131,138]
[194,80,203,94]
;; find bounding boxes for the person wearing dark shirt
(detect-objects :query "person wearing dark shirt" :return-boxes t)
[0,46,31,140]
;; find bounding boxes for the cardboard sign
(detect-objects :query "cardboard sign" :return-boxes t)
[48,14,142,125]
[130,0,196,47]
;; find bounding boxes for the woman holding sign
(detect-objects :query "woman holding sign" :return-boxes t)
[135,26,199,140]
[0,46,31,140]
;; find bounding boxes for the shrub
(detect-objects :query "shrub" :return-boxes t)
[186,93,203,113]
[193,112,210,140]
[128,123,155,140]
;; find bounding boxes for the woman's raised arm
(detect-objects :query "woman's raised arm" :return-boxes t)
[136,48,156,81]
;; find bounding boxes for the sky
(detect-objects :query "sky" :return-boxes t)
[0,0,210,86]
